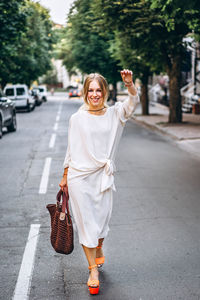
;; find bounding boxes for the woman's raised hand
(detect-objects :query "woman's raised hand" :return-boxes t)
[120,69,137,96]
[120,69,133,86]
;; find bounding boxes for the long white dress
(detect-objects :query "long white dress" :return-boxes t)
[63,93,139,248]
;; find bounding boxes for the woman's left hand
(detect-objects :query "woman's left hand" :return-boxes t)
[120,69,133,86]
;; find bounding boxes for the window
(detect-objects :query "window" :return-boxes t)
[16,88,25,96]
[5,88,14,96]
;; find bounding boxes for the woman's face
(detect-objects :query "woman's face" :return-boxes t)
[87,80,104,109]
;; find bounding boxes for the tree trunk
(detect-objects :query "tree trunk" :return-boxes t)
[167,55,182,123]
[112,82,117,102]
[141,73,149,115]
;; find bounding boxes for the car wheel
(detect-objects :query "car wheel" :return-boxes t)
[31,102,35,111]
[7,113,17,132]
[43,96,47,102]
[0,118,2,139]
[27,101,31,112]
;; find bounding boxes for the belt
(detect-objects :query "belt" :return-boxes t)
[69,158,116,193]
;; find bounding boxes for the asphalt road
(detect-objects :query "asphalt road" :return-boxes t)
[0,94,200,300]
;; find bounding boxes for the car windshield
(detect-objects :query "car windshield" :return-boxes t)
[5,88,14,96]
[17,88,25,96]
[39,88,44,92]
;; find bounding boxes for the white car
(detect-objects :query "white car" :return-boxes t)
[3,84,35,112]
[31,88,43,106]
[37,85,47,102]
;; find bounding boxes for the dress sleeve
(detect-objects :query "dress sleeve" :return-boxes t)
[115,92,140,123]
[63,118,71,168]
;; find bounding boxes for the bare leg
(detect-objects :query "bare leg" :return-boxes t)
[82,245,99,285]
[96,238,104,258]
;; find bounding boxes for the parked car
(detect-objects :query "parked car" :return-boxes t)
[68,87,81,98]
[0,89,17,139]
[3,84,35,112]
[31,88,43,106]
[37,85,47,102]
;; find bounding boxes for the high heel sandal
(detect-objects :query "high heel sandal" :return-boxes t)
[87,264,99,295]
[95,245,105,268]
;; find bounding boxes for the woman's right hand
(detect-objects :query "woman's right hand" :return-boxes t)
[59,176,68,191]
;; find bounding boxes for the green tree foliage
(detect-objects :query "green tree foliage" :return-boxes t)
[94,0,200,123]
[92,0,164,114]
[13,1,54,86]
[149,0,200,122]
[0,0,54,87]
[0,0,27,87]
[150,0,200,34]
[58,0,121,101]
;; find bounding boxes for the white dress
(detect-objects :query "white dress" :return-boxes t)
[63,93,139,248]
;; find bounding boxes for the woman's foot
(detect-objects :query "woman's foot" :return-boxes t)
[88,265,99,285]
[87,265,99,294]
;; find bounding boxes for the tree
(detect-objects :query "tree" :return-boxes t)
[58,0,121,101]
[149,0,200,122]
[0,0,54,87]
[92,0,164,115]
[0,0,27,87]
[13,1,54,86]
[95,0,200,123]
[107,29,160,115]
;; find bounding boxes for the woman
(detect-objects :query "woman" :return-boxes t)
[59,69,139,295]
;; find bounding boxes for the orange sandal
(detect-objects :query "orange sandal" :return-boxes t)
[87,264,99,295]
[95,245,105,268]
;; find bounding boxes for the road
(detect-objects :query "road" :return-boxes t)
[0,94,200,300]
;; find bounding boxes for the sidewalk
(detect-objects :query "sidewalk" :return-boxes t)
[117,95,200,160]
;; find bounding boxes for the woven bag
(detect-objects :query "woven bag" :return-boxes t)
[46,188,74,255]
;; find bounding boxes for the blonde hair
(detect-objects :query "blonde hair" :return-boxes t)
[79,73,109,111]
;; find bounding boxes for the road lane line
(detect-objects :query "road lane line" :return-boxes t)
[39,157,52,194]
[53,122,58,131]
[56,115,60,122]
[58,102,63,114]
[13,224,41,300]
[49,133,56,149]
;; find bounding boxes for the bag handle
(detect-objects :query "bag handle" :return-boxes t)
[56,188,70,215]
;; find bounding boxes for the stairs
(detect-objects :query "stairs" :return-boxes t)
[181,81,199,113]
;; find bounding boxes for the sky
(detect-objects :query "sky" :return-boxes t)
[35,0,75,25]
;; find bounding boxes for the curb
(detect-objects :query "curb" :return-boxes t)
[131,116,180,141]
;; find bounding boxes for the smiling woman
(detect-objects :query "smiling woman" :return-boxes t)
[81,73,109,115]
[59,69,140,295]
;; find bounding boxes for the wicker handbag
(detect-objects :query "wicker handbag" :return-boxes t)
[46,188,74,255]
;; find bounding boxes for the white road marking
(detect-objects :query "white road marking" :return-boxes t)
[49,133,56,149]
[39,157,52,194]
[12,224,41,300]
[53,122,58,131]
[58,102,63,114]
[56,115,60,122]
